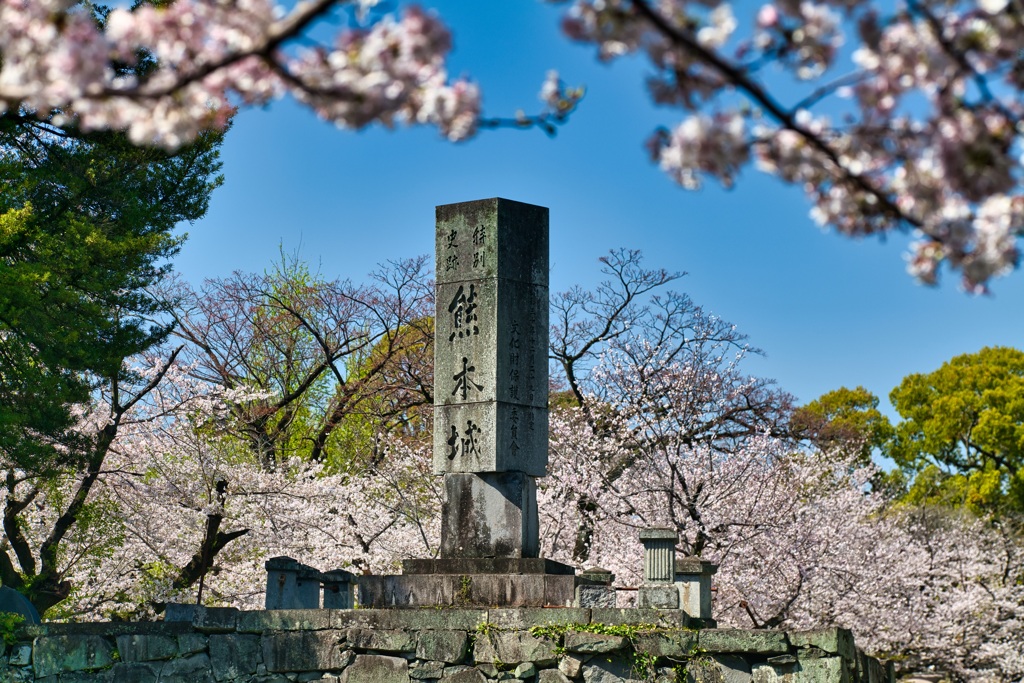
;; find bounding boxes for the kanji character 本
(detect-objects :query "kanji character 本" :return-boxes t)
[447,284,479,341]
[452,357,484,400]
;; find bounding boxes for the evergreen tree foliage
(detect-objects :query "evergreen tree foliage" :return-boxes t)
[0,119,223,472]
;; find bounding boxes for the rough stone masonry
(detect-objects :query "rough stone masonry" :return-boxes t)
[433,198,549,559]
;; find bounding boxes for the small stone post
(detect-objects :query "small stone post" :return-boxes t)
[675,557,718,626]
[321,569,356,609]
[265,556,321,610]
[575,567,616,608]
[638,528,680,609]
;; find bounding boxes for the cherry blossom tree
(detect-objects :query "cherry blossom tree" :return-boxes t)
[0,352,441,619]
[555,0,1024,291]
[541,346,1024,682]
[2,1,1021,288]
[549,249,794,561]
[0,1,580,148]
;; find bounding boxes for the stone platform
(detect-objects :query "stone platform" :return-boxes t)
[359,557,577,608]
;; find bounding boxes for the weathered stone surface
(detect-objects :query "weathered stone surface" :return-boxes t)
[582,658,640,683]
[193,607,239,634]
[638,585,679,609]
[108,661,162,683]
[160,653,215,683]
[440,472,539,559]
[333,610,489,632]
[678,576,714,621]
[9,644,32,666]
[33,634,115,678]
[358,574,575,609]
[434,385,549,475]
[575,585,616,609]
[417,630,469,663]
[655,666,680,683]
[237,608,331,633]
[474,631,558,666]
[488,608,591,631]
[634,632,698,658]
[348,628,417,653]
[590,609,687,628]
[164,603,199,623]
[640,529,677,583]
[797,658,851,683]
[541,669,574,683]
[403,559,574,576]
[476,661,506,677]
[265,556,322,610]
[564,632,628,654]
[411,660,447,680]
[262,629,348,672]
[0,661,31,683]
[342,654,411,683]
[515,662,537,678]
[789,630,855,663]
[435,198,549,287]
[855,650,888,683]
[53,672,114,683]
[209,634,260,681]
[444,668,488,683]
[686,655,752,683]
[559,655,585,679]
[753,658,849,683]
[116,633,179,662]
[177,632,208,656]
[700,630,789,655]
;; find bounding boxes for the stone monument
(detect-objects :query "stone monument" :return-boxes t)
[358,198,576,607]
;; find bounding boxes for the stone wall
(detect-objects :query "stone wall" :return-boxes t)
[1,607,892,683]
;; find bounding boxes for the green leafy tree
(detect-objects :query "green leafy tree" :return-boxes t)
[889,347,1024,513]
[791,386,894,467]
[0,119,223,473]
[165,254,435,471]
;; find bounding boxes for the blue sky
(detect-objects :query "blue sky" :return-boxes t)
[171,1,1024,419]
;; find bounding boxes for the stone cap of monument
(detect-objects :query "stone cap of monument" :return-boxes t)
[579,567,615,585]
[675,557,719,576]
[639,528,678,542]
[435,198,548,287]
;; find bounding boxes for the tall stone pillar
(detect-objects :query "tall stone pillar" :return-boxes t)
[433,198,548,559]
[356,198,575,608]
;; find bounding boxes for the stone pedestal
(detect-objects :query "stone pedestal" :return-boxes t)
[675,557,717,625]
[440,472,538,559]
[638,528,679,609]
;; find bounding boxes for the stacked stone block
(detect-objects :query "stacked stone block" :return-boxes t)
[433,198,549,560]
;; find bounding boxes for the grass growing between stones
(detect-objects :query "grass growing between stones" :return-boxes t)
[528,622,664,641]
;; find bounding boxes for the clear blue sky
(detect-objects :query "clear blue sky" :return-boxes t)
[172,1,1024,419]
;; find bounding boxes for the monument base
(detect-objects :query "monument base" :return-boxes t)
[358,557,576,608]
